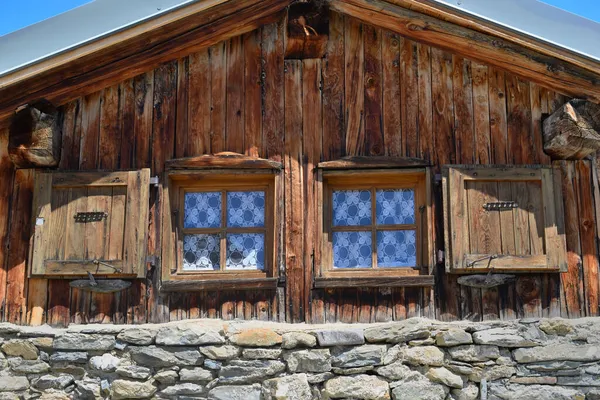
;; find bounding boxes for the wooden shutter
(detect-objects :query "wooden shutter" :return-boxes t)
[443,165,567,273]
[30,169,150,278]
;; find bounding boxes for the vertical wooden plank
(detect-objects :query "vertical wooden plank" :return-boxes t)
[512,182,532,255]
[66,188,88,325]
[133,72,154,169]
[576,161,599,315]
[382,30,401,157]
[322,11,345,161]
[375,287,393,322]
[175,57,189,159]
[60,100,83,169]
[6,170,33,324]
[99,84,121,169]
[488,68,508,164]
[530,84,551,165]
[452,57,474,164]
[506,74,532,165]
[0,130,14,322]
[466,182,501,255]
[400,39,418,157]
[559,161,583,317]
[482,287,500,320]
[498,183,516,255]
[120,79,136,168]
[226,36,245,153]
[431,48,455,166]
[303,59,322,322]
[188,49,211,156]
[244,29,263,158]
[210,42,227,154]
[80,92,102,170]
[392,288,406,320]
[284,60,304,323]
[311,290,325,324]
[472,63,491,164]
[417,43,433,162]
[344,18,365,156]
[262,20,285,162]
[357,288,374,323]
[363,25,384,157]
[405,288,421,318]
[148,62,177,324]
[516,276,542,318]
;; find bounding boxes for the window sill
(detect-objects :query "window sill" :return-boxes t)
[313,275,434,289]
[160,277,278,292]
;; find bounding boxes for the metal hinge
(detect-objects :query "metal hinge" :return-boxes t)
[146,255,159,268]
[149,176,160,187]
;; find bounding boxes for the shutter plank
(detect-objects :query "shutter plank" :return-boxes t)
[498,182,516,255]
[125,169,150,277]
[107,187,126,260]
[512,182,531,255]
[31,173,53,275]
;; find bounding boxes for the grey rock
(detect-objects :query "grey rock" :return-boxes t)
[332,366,374,375]
[111,379,157,399]
[49,352,88,364]
[179,367,213,382]
[208,384,262,400]
[513,344,600,363]
[282,332,317,349]
[263,374,312,400]
[117,329,156,345]
[168,347,204,366]
[284,349,331,373]
[33,374,74,390]
[450,383,479,400]
[409,337,435,346]
[331,344,386,367]
[89,353,120,372]
[156,325,224,346]
[472,328,540,348]
[401,345,444,366]
[199,345,240,360]
[538,319,573,336]
[376,361,414,380]
[52,365,86,379]
[0,376,29,392]
[1,339,39,360]
[435,329,473,347]
[448,345,500,362]
[242,348,282,359]
[315,329,364,346]
[391,377,448,400]
[130,346,179,367]
[116,365,152,380]
[229,329,282,347]
[161,383,206,396]
[488,383,584,400]
[588,364,600,375]
[557,375,600,386]
[364,320,431,344]
[469,365,516,382]
[10,358,50,374]
[153,370,178,385]
[525,360,582,371]
[426,367,463,388]
[219,359,286,384]
[53,333,115,351]
[306,372,334,384]
[446,361,474,376]
[74,378,101,400]
[204,359,222,370]
[323,374,390,400]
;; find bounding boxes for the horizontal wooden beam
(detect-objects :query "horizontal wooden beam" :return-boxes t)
[318,156,429,170]
[160,278,279,292]
[167,152,283,170]
[313,275,434,288]
[329,0,600,102]
[0,0,291,125]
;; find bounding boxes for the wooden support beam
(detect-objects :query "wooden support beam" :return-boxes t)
[328,0,600,102]
[543,99,600,160]
[8,101,61,168]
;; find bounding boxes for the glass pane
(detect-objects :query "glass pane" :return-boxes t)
[184,192,221,228]
[377,230,417,268]
[332,231,372,269]
[376,189,415,225]
[183,234,220,270]
[227,191,266,228]
[332,190,372,226]
[226,233,265,270]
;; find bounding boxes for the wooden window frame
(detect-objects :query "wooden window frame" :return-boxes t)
[315,164,434,288]
[443,164,568,274]
[161,153,282,292]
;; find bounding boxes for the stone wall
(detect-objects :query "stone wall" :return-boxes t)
[1,317,600,399]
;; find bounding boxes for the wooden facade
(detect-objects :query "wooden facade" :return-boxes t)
[1,7,599,327]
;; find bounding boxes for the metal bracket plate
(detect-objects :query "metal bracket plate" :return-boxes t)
[482,202,518,211]
[74,212,107,223]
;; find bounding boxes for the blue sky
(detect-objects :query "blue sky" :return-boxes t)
[0,0,598,37]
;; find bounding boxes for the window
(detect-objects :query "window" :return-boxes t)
[29,169,151,277]
[443,165,568,273]
[161,153,281,291]
[318,167,433,284]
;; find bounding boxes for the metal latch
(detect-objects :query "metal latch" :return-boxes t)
[74,212,108,223]
[482,202,518,211]
[92,259,122,273]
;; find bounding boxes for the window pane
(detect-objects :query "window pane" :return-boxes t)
[183,234,220,270]
[226,233,265,270]
[332,231,372,268]
[377,230,417,267]
[376,189,415,225]
[332,190,372,226]
[184,192,221,228]
[227,191,266,228]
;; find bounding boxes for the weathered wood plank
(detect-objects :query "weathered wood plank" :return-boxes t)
[226,36,245,154]
[363,25,384,157]
[400,39,418,157]
[0,130,15,321]
[382,31,401,157]
[244,29,263,158]
[488,68,508,164]
[417,43,433,162]
[453,57,474,164]
[344,18,365,156]
[472,63,491,164]
[431,48,455,166]
[188,49,211,156]
[210,42,227,154]
[262,20,285,162]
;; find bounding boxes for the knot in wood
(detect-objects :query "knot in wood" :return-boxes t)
[406,20,427,31]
